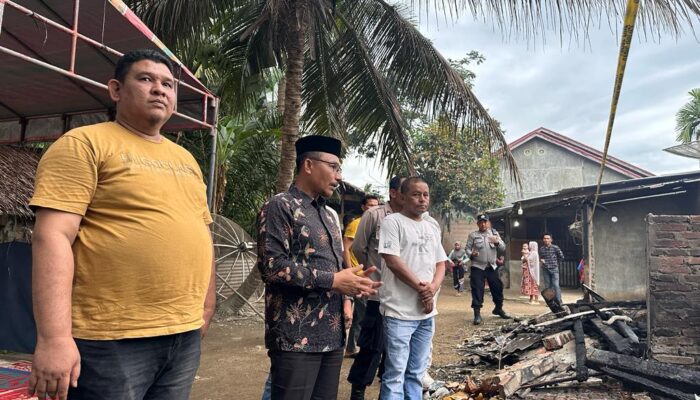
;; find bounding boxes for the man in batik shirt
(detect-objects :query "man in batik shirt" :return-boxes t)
[257,135,381,400]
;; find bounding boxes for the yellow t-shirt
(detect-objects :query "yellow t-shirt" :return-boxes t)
[30,122,213,340]
[344,217,361,267]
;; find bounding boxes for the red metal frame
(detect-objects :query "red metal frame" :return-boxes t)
[1,0,216,129]
[0,0,221,208]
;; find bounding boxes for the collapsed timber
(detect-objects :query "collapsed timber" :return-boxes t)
[428,286,700,399]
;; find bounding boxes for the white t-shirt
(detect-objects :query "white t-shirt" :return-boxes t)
[378,213,448,320]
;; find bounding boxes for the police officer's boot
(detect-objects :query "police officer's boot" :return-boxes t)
[350,384,365,400]
[473,308,482,325]
[492,307,512,319]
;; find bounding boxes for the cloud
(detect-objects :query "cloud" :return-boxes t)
[343,14,699,187]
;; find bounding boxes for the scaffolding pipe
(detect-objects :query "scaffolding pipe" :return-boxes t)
[69,0,79,72]
[4,0,213,99]
[206,98,219,210]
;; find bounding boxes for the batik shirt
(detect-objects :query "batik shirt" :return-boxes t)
[257,185,345,352]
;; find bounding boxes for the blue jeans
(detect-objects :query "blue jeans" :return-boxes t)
[381,316,434,400]
[542,268,562,303]
[262,373,272,400]
[68,329,201,400]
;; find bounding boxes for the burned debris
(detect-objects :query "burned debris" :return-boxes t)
[429,286,699,399]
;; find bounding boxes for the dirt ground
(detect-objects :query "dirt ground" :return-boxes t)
[191,282,567,400]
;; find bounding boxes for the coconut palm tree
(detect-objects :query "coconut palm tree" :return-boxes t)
[130,0,700,314]
[127,0,521,193]
[675,88,700,144]
[129,1,700,192]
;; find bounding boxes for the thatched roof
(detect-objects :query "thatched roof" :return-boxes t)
[0,146,41,218]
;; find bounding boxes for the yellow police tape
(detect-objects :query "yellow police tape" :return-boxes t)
[590,0,639,222]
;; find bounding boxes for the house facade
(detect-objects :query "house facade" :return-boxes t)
[501,127,654,205]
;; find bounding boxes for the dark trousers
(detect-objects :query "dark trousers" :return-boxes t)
[470,266,504,310]
[68,329,201,400]
[347,300,385,387]
[346,297,367,353]
[269,349,344,400]
[452,265,465,291]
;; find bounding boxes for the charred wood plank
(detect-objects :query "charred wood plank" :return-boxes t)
[582,283,606,302]
[573,320,588,382]
[520,372,603,390]
[541,288,567,314]
[533,307,623,329]
[585,318,633,354]
[586,348,700,393]
[587,303,641,346]
[597,366,695,400]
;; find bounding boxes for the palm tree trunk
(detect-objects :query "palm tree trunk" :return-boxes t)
[274,0,308,193]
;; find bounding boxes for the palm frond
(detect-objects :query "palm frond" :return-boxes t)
[675,88,700,143]
[336,0,517,180]
[332,9,414,176]
[407,0,700,42]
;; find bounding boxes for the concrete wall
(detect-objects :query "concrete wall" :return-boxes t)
[437,215,477,251]
[501,138,629,204]
[591,193,692,300]
[647,215,700,367]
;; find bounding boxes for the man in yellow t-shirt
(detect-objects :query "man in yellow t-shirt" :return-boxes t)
[27,49,215,400]
[344,194,380,357]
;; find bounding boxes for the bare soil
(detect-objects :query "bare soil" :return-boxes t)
[191,282,557,400]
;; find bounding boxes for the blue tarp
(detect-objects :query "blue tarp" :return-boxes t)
[0,242,36,354]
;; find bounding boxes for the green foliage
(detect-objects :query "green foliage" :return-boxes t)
[412,122,504,230]
[675,88,700,144]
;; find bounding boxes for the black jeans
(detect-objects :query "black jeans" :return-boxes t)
[68,329,201,400]
[269,349,344,400]
[347,300,385,387]
[452,264,465,291]
[346,297,367,353]
[470,266,504,310]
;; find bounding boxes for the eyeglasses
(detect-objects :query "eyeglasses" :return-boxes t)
[310,158,342,173]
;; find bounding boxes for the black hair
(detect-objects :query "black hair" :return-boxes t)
[400,176,428,194]
[543,232,552,239]
[295,151,323,173]
[389,175,404,191]
[114,49,174,82]
[361,194,380,206]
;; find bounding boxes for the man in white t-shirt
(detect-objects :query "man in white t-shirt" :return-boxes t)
[378,177,448,399]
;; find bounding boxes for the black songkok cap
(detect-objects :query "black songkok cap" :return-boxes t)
[295,135,342,157]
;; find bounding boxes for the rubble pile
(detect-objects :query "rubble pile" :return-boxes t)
[428,286,700,399]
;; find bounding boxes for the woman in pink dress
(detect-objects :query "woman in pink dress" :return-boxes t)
[521,241,540,304]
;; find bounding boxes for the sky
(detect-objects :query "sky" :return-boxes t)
[342,11,700,195]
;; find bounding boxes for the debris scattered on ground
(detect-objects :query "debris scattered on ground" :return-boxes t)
[427,286,700,399]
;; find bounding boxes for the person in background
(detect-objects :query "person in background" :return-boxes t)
[539,232,565,304]
[466,214,511,325]
[448,241,468,296]
[521,242,540,304]
[344,194,380,358]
